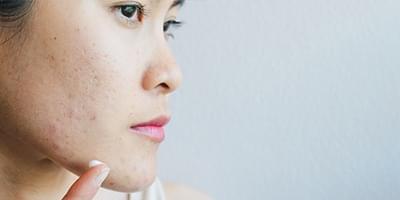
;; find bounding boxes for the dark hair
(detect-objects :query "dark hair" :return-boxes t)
[0,0,33,44]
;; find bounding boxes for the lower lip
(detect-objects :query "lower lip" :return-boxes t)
[130,126,165,143]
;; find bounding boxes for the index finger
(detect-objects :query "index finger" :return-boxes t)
[62,160,110,200]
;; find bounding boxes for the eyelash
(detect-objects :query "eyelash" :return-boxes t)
[112,3,183,40]
[164,20,183,40]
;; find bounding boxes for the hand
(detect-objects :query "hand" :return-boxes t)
[62,160,110,200]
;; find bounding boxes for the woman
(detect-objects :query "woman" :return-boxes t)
[0,0,209,199]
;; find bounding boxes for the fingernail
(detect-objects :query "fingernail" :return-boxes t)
[89,160,104,168]
[88,160,110,187]
[94,167,110,187]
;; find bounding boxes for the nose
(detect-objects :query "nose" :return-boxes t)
[141,47,182,95]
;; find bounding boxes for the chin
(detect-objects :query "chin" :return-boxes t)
[44,124,161,192]
[51,143,160,193]
[102,163,157,192]
[96,150,159,193]
[103,171,156,192]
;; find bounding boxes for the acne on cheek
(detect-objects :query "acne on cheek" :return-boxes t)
[44,33,116,122]
[90,114,97,121]
[43,126,90,171]
[44,124,59,150]
[43,112,98,166]
[42,123,73,160]
[63,101,98,123]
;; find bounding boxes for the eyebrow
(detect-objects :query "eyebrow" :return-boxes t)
[170,0,185,9]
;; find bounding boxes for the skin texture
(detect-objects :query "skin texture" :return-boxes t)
[0,0,183,199]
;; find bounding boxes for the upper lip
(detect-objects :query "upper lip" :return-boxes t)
[131,115,171,128]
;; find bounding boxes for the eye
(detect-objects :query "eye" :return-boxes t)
[121,5,138,18]
[163,20,183,39]
[113,3,145,25]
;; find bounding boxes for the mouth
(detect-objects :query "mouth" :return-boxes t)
[129,115,171,143]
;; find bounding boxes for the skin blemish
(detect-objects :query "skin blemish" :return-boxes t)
[66,110,73,119]
[46,54,55,62]
[52,143,59,150]
[47,124,57,134]
[44,124,63,151]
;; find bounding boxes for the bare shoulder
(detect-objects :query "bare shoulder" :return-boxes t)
[162,182,213,200]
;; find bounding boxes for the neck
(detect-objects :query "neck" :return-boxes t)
[0,133,77,200]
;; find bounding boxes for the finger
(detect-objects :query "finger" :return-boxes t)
[62,160,110,200]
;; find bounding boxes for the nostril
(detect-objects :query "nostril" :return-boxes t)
[158,82,170,91]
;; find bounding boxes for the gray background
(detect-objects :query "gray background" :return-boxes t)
[158,0,400,199]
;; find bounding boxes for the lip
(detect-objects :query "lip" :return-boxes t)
[130,116,171,143]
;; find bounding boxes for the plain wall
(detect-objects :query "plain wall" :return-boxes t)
[158,0,400,200]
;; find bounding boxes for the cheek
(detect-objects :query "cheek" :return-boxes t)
[41,123,74,162]
[1,47,111,159]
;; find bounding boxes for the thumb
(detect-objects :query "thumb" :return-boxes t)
[62,160,110,200]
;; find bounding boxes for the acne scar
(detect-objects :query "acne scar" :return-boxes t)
[66,109,73,119]
[90,114,97,121]
[52,143,60,150]
[45,124,62,151]
[47,124,57,134]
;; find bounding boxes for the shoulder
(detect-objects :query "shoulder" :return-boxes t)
[162,182,213,200]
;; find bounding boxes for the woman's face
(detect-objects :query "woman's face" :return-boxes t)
[0,0,183,192]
